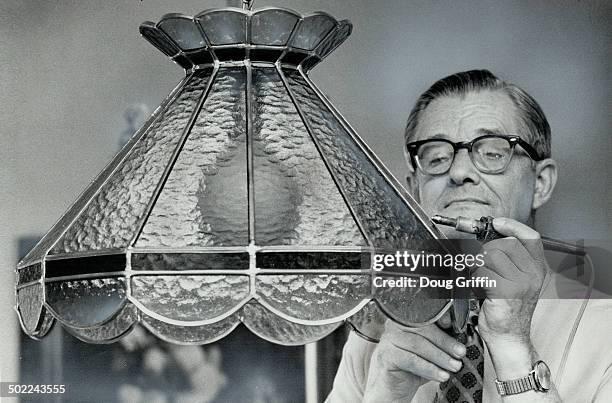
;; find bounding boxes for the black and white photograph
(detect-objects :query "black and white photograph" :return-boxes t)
[2,1,610,402]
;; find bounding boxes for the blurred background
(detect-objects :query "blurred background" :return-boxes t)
[1,0,610,401]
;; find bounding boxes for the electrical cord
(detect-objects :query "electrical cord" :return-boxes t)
[554,252,594,385]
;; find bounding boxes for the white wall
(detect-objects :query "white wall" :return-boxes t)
[2,0,610,384]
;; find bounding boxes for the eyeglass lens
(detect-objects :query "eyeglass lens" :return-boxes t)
[417,137,514,174]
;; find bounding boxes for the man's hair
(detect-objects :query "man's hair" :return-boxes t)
[404,69,551,159]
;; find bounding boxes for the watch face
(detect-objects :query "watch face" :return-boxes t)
[535,361,551,391]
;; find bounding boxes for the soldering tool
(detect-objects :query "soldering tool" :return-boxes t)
[431,215,586,256]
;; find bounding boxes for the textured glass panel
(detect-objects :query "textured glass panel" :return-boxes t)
[17,284,44,334]
[142,312,239,345]
[249,49,284,63]
[184,50,214,65]
[285,71,435,249]
[140,23,181,56]
[290,15,335,51]
[256,252,369,271]
[173,54,193,69]
[19,74,192,265]
[20,308,55,340]
[46,254,125,278]
[347,300,386,341]
[46,278,126,327]
[137,68,248,248]
[252,68,365,246]
[256,274,369,321]
[131,275,249,321]
[251,9,299,45]
[158,18,206,50]
[67,303,138,343]
[281,51,309,66]
[197,11,247,45]
[18,263,42,285]
[50,71,212,254]
[374,274,450,324]
[132,253,249,271]
[300,56,321,73]
[316,20,352,59]
[242,302,340,345]
[213,48,246,62]
[34,309,56,339]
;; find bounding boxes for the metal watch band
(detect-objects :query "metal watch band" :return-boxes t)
[495,373,537,396]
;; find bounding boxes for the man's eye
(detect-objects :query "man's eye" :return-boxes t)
[426,155,450,166]
[483,151,504,160]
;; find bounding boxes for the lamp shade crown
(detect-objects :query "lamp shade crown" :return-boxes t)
[139,7,353,71]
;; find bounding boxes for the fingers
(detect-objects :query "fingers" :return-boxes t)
[484,236,531,269]
[481,247,520,279]
[375,340,451,382]
[483,236,546,279]
[378,321,468,383]
[369,321,474,388]
[472,265,509,298]
[386,321,466,360]
[386,330,463,374]
[491,217,539,239]
[492,217,543,260]
[436,309,452,329]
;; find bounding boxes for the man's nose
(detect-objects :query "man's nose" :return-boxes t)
[448,149,480,185]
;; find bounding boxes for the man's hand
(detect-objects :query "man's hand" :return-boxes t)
[470,216,563,402]
[473,217,548,348]
[363,317,466,403]
[362,217,556,402]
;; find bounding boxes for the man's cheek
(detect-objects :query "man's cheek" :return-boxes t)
[418,181,446,213]
[485,175,532,222]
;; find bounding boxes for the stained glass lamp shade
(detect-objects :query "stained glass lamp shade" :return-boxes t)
[15,7,451,345]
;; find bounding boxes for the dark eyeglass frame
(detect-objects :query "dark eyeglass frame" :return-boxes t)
[406,134,544,175]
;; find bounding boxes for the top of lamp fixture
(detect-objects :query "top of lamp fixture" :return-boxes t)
[139,7,352,72]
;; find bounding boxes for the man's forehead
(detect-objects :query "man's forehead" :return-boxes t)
[413,90,522,141]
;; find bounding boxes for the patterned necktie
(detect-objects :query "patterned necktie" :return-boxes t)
[435,301,484,403]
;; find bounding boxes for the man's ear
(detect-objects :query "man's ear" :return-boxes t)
[532,158,558,210]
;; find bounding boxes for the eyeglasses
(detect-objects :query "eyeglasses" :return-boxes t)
[406,134,544,175]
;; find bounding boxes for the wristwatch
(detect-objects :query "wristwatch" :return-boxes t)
[495,360,551,396]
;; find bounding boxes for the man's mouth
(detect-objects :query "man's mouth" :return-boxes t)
[444,198,489,208]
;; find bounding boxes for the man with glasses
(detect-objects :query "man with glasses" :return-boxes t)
[326,70,612,402]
